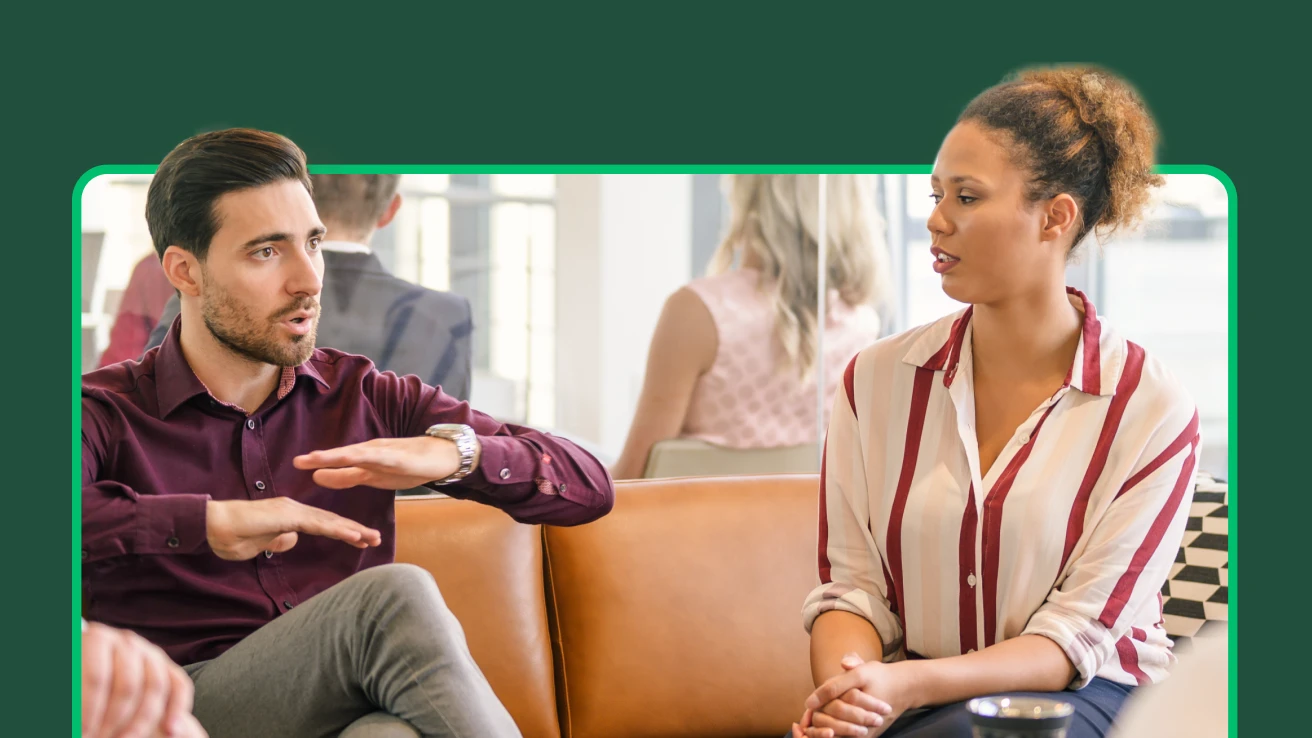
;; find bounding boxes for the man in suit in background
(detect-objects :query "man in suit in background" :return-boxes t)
[147,174,473,401]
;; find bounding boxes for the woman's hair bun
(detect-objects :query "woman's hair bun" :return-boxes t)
[962,65,1165,246]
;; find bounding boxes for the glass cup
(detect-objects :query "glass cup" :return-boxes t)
[967,696,1075,738]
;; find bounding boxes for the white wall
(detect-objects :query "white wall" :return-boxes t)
[555,175,693,461]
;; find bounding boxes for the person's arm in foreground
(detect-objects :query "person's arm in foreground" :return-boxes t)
[82,620,209,738]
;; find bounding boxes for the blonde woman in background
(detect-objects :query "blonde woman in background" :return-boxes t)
[610,174,891,480]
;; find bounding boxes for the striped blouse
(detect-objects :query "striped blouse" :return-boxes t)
[802,288,1200,688]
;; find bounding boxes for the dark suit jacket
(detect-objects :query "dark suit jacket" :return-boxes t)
[145,250,474,401]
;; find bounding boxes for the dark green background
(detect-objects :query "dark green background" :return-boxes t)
[16,7,1288,736]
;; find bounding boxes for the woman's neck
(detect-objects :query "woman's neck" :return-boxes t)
[740,248,764,271]
[971,285,1082,383]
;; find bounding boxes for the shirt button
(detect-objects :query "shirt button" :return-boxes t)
[166,537,180,549]
[558,483,567,493]
[967,573,977,587]
[246,419,256,430]
[967,648,976,654]
[81,550,88,561]
[1018,433,1030,445]
[265,550,274,558]
[283,601,295,609]
[255,481,266,490]
[499,468,511,480]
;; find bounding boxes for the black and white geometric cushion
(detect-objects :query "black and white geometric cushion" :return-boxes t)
[1160,472,1228,651]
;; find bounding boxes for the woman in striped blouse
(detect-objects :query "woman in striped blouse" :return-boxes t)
[792,67,1200,738]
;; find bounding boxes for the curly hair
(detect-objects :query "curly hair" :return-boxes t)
[960,66,1164,248]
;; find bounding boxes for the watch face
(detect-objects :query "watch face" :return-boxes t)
[428,424,471,438]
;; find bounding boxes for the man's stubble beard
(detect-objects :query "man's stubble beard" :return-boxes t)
[201,277,318,367]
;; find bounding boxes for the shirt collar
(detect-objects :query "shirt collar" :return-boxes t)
[154,316,332,419]
[900,287,1123,397]
[320,240,371,255]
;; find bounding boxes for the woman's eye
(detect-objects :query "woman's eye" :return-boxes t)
[958,195,977,204]
[929,193,943,204]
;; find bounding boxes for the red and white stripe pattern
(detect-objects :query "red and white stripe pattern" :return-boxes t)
[803,288,1200,688]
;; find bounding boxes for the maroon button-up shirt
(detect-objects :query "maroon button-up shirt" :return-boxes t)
[82,323,613,666]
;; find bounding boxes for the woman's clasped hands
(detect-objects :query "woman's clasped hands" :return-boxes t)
[792,654,910,738]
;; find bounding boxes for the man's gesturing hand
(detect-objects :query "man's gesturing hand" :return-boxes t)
[293,436,466,490]
[206,498,382,561]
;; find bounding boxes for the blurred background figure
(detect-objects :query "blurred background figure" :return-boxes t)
[96,254,174,368]
[610,174,891,480]
[144,174,475,400]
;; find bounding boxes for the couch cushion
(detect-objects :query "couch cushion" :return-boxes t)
[395,495,560,738]
[545,475,818,738]
[1160,473,1229,650]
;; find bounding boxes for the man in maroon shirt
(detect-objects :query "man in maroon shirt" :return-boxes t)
[81,128,614,738]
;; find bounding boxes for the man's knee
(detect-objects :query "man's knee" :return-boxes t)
[339,712,422,738]
[350,564,455,622]
[355,563,440,594]
[345,564,474,666]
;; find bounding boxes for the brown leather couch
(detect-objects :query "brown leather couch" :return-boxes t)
[396,474,819,738]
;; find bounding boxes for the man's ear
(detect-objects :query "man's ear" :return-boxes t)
[376,193,402,230]
[1039,193,1081,245]
[161,246,203,298]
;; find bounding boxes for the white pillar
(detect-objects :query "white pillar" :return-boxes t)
[554,175,693,461]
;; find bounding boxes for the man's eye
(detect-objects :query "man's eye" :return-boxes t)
[308,238,321,252]
[254,247,275,259]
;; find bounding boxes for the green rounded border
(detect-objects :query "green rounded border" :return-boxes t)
[72,163,1238,737]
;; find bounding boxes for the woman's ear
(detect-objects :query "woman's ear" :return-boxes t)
[161,246,203,298]
[1040,193,1081,245]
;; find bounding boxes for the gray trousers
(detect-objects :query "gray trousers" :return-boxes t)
[183,563,523,738]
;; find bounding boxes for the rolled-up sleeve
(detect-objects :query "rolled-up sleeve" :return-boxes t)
[801,372,904,661]
[365,370,614,526]
[1023,409,1200,688]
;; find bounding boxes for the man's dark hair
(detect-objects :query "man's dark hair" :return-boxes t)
[309,174,401,237]
[146,128,312,262]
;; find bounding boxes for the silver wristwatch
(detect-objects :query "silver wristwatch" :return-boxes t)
[425,423,478,485]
